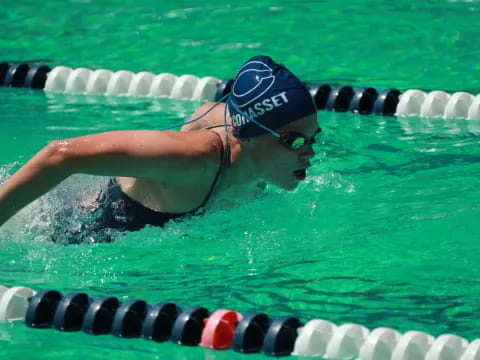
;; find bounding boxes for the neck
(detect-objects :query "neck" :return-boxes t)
[221,132,262,189]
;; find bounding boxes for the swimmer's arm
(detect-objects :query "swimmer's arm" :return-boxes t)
[0,141,71,226]
[0,130,220,226]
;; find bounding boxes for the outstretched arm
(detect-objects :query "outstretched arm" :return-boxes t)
[0,129,220,226]
[0,140,71,226]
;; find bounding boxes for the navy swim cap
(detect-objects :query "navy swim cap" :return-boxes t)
[228,55,317,139]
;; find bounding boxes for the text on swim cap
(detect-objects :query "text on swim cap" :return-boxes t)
[231,91,288,127]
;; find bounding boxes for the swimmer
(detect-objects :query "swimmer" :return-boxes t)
[0,55,320,241]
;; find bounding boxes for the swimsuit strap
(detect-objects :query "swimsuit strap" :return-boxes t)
[205,124,232,129]
[198,129,231,208]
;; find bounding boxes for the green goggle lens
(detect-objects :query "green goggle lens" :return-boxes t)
[289,136,306,149]
[279,128,321,150]
[281,132,308,150]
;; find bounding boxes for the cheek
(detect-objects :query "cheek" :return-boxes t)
[266,152,297,181]
[267,149,291,169]
[258,140,296,177]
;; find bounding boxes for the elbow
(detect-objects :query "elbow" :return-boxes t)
[43,140,72,170]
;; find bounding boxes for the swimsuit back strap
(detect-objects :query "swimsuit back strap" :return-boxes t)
[198,131,230,208]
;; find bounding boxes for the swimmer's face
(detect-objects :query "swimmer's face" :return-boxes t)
[255,113,320,190]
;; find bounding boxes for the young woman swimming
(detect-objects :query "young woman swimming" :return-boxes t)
[0,55,320,242]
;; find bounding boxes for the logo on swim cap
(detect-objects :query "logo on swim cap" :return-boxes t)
[232,61,276,107]
[228,55,317,140]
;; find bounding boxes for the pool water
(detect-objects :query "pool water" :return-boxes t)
[1,0,480,359]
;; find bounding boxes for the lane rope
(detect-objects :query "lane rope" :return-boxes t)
[1,284,479,359]
[2,61,480,120]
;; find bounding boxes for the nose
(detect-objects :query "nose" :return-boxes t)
[300,144,315,160]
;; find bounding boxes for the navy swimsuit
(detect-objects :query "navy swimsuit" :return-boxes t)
[53,130,230,243]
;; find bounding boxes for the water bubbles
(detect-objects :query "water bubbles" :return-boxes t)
[0,163,19,184]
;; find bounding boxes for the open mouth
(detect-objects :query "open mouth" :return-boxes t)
[293,169,306,180]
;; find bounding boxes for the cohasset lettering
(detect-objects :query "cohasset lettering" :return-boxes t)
[231,91,289,126]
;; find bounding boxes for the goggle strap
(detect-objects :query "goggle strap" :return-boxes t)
[228,100,281,139]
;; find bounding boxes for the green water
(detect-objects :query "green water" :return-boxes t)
[1,0,480,359]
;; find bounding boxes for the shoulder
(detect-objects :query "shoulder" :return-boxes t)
[181,129,223,160]
[159,130,223,184]
[181,102,228,131]
[191,102,222,119]
[193,102,218,115]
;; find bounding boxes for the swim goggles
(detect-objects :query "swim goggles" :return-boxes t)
[229,100,321,151]
[277,128,321,150]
